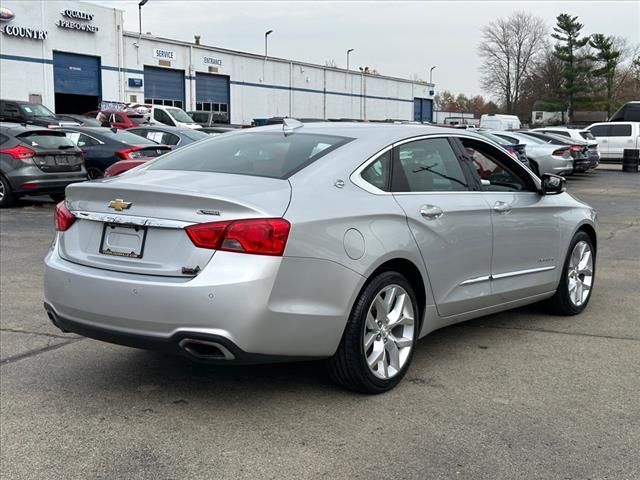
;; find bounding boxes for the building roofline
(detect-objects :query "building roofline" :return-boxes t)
[123,31,433,88]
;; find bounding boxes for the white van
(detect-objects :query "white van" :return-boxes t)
[480,114,521,131]
[587,122,640,161]
[147,105,202,129]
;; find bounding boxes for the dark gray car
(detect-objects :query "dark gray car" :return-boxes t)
[128,125,209,148]
[0,123,86,207]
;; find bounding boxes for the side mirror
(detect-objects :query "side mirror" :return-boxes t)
[540,173,566,195]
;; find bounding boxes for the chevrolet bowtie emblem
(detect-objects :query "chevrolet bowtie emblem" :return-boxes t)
[108,199,132,211]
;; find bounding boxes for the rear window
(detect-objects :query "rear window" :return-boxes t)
[579,131,595,140]
[190,112,210,123]
[128,115,148,125]
[17,131,76,149]
[99,130,158,145]
[182,129,209,141]
[148,132,353,178]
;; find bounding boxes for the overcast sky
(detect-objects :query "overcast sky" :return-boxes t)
[92,0,640,98]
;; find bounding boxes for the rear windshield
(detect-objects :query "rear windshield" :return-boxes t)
[18,131,76,149]
[148,131,353,178]
[190,112,209,123]
[579,131,595,140]
[181,129,209,141]
[128,115,148,125]
[98,130,158,145]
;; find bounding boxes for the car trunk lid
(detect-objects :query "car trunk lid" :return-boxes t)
[59,170,291,276]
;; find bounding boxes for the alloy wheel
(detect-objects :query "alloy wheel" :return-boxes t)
[363,284,415,380]
[567,240,593,307]
[0,180,4,201]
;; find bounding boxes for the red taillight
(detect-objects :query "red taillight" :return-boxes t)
[570,145,582,152]
[1,145,36,161]
[552,147,570,157]
[116,146,143,160]
[54,201,76,232]
[185,218,291,256]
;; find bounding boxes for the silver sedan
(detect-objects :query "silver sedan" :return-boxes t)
[44,123,597,393]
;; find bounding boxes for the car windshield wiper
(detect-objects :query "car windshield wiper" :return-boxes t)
[412,163,468,188]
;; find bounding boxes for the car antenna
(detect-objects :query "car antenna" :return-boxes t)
[283,117,303,136]
[110,126,117,133]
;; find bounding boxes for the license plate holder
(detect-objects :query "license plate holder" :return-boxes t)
[100,223,147,259]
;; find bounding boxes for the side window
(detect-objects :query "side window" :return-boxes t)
[1,102,20,118]
[589,125,610,137]
[393,138,468,192]
[162,133,180,146]
[153,109,173,126]
[361,150,391,191]
[461,138,532,192]
[610,124,632,137]
[114,114,126,123]
[78,134,100,147]
[145,131,164,143]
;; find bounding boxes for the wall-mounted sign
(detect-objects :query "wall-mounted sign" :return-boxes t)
[153,48,175,60]
[128,78,143,88]
[203,56,222,67]
[0,7,15,21]
[1,24,48,40]
[57,9,98,33]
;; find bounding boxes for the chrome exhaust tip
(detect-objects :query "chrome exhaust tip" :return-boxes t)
[178,338,235,360]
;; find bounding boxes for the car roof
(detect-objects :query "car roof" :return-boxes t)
[0,99,35,105]
[129,125,193,134]
[0,121,59,133]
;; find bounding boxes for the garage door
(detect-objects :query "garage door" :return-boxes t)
[144,66,185,108]
[53,52,101,96]
[195,73,230,121]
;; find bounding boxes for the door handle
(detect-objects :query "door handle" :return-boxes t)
[420,204,444,220]
[493,201,512,214]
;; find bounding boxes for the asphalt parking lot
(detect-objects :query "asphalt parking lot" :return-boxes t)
[1,167,639,480]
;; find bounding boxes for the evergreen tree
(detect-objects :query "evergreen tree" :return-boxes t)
[552,14,591,122]
[589,34,622,116]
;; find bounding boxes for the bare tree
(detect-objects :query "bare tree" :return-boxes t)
[479,12,547,113]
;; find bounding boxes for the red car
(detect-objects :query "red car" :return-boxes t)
[104,159,149,177]
[84,110,149,129]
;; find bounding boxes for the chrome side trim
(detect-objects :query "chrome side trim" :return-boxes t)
[459,266,556,286]
[72,210,192,229]
[492,265,556,280]
[460,275,491,286]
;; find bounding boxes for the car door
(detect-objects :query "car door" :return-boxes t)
[608,124,634,159]
[456,137,562,303]
[588,124,611,158]
[390,136,494,318]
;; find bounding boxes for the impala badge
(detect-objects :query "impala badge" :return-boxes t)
[108,199,132,211]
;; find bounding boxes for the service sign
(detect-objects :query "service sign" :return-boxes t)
[153,48,175,60]
[203,56,222,67]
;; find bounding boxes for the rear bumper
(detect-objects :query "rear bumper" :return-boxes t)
[6,168,87,195]
[44,239,363,359]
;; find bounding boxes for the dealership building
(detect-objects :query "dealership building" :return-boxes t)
[0,0,435,125]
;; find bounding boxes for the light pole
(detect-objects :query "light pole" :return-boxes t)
[429,65,437,86]
[138,0,148,43]
[264,30,273,57]
[346,48,354,71]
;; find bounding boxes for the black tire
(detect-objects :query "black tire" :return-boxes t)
[49,193,66,203]
[86,167,104,180]
[0,174,15,208]
[545,231,595,315]
[328,271,419,394]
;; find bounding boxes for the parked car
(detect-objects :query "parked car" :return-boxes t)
[0,99,77,127]
[491,130,575,177]
[128,125,209,148]
[147,105,202,129]
[474,130,528,167]
[0,122,86,207]
[479,114,521,130]
[187,111,229,127]
[531,127,600,168]
[103,111,150,129]
[586,122,640,162]
[55,114,102,127]
[104,126,209,177]
[44,123,597,393]
[61,127,171,179]
[518,131,592,173]
[609,101,640,122]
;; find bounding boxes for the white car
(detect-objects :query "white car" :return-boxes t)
[587,122,640,161]
[532,127,600,168]
[479,114,521,131]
